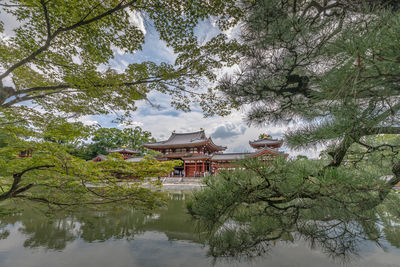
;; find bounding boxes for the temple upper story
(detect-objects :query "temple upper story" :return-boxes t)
[249,136,283,150]
[142,130,226,155]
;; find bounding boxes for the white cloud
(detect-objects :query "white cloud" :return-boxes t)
[120,59,129,67]
[0,8,19,37]
[127,10,146,35]
[118,121,143,128]
[211,123,246,139]
[223,22,241,40]
[76,116,98,126]
[113,46,126,56]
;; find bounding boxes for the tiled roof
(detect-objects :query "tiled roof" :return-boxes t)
[143,130,226,150]
[251,147,287,157]
[144,130,205,146]
[92,154,107,161]
[249,138,283,147]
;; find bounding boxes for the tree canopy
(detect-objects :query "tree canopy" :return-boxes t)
[0,0,243,118]
[90,127,156,156]
[0,130,180,207]
[66,126,158,160]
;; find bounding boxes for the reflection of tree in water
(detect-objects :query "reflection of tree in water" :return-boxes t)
[1,190,398,263]
[378,194,400,248]
[20,215,76,250]
[140,192,203,242]
[0,192,198,250]
[0,207,78,250]
[0,222,9,241]
[76,209,149,243]
[76,192,200,243]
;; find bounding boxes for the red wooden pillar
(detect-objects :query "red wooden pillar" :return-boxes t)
[202,161,205,175]
[183,161,186,177]
[194,161,197,177]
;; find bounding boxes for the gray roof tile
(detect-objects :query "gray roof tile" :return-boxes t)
[143,130,226,150]
[92,154,107,161]
[249,138,283,146]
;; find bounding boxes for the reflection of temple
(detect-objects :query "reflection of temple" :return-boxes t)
[143,130,288,177]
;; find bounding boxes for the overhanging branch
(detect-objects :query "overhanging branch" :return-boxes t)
[0,0,138,81]
[1,77,166,108]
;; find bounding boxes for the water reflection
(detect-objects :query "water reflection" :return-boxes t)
[0,192,399,267]
[190,191,400,264]
[0,192,200,250]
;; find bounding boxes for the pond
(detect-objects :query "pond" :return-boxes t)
[0,191,399,267]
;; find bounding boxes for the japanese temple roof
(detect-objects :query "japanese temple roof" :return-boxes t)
[251,146,288,157]
[143,130,226,151]
[249,138,283,148]
[107,147,140,154]
[92,154,107,161]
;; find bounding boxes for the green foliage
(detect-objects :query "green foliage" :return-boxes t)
[188,158,397,259]
[0,0,243,118]
[0,111,179,209]
[182,0,400,259]
[216,0,400,190]
[0,130,179,209]
[64,126,158,160]
[0,1,245,209]
[219,0,400,159]
[90,127,156,157]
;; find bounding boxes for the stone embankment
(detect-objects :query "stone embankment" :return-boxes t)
[149,177,205,190]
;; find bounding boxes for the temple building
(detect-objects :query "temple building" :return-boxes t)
[143,130,288,177]
[143,130,226,177]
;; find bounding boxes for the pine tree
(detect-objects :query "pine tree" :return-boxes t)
[188,0,400,258]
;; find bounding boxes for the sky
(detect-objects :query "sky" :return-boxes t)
[0,6,320,158]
